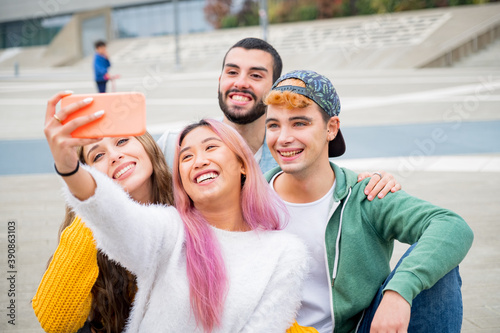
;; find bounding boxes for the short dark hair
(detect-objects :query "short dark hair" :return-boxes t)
[94,40,106,49]
[222,38,283,84]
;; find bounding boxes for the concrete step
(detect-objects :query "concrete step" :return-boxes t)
[453,38,500,68]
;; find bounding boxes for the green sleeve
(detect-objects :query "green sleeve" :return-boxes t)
[361,187,473,305]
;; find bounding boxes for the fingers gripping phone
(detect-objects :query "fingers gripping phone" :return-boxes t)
[61,92,147,138]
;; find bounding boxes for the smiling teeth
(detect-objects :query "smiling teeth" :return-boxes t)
[114,164,134,179]
[197,172,218,183]
[231,95,250,102]
[281,150,302,157]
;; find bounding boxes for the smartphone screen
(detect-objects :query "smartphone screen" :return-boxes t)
[60,92,147,138]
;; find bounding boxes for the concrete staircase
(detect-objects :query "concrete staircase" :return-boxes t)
[68,2,500,72]
[453,38,500,68]
[1,3,499,73]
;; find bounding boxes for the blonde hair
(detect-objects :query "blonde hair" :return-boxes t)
[264,78,312,109]
[264,78,331,123]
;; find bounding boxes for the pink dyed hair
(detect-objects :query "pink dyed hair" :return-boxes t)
[172,119,286,332]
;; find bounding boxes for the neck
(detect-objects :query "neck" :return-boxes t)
[131,180,153,205]
[223,115,266,155]
[197,202,249,232]
[275,158,335,203]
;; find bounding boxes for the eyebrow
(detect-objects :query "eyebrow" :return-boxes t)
[179,137,222,156]
[290,116,313,122]
[225,63,269,73]
[265,116,313,124]
[86,144,100,161]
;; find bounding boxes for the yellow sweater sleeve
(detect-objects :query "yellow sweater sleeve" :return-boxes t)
[286,320,319,333]
[32,216,99,333]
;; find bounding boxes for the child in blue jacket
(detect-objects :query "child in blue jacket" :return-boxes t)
[93,40,112,93]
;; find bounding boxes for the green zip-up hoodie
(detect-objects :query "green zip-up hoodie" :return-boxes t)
[265,162,473,333]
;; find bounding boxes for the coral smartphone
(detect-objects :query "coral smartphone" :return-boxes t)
[61,92,147,138]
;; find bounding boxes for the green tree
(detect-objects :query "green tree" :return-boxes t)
[237,0,260,26]
[214,0,498,29]
[316,0,344,18]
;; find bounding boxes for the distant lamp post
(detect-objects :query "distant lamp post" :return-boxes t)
[259,0,268,41]
[173,0,181,70]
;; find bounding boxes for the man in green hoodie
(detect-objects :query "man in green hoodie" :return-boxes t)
[264,70,474,333]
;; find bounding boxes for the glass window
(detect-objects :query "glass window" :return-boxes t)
[1,0,215,49]
[111,0,213,40]
[0,14,71,49]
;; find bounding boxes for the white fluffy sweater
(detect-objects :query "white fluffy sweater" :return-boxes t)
[63,166,309,333]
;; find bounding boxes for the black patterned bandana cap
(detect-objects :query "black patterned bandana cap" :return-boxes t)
[270,70,346,157]
[271,70,341,117]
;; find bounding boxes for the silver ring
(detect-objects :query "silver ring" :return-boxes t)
[372,172,382,179]
[53,114,63,123]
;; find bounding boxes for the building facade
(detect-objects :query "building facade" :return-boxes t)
[0,0,212,51]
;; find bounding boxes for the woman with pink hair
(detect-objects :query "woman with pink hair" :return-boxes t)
[43,92,309,333]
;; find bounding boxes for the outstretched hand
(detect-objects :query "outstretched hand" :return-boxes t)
[44,91,103,172]
[44,91,104,200]
[357,171,401,201]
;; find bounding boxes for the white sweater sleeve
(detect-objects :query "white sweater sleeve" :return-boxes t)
[241,235,309,333]
[62,165,183,276]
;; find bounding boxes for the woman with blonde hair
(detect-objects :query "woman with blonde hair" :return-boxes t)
[33,130,174,333]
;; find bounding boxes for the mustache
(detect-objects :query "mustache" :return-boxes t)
[225,89,258,101]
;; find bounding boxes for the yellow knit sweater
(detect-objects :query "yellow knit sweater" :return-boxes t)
[32,216,99,333]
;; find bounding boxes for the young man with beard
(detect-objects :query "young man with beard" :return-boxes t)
[158,38,281,172]
[263,69,473,333]
[158,37,400,199]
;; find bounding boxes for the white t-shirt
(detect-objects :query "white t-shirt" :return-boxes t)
[271,172,340,333]
[254,144,263,165]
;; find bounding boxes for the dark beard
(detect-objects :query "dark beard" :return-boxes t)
[218,90,266,125]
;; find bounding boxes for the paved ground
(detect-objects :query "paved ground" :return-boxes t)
[0,4,499,332]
